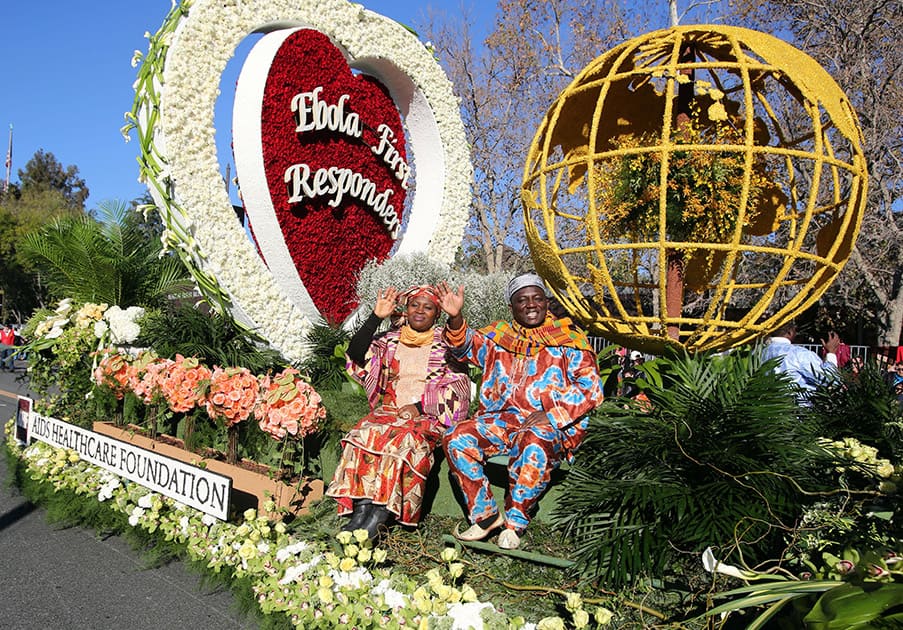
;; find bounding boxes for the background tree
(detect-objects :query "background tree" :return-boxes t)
[0,149,89,322]
[424,0,657,272]
[16,148,89,211]
[728,0,903,346]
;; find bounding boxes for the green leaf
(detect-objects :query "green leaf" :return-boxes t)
[803,583,903,628]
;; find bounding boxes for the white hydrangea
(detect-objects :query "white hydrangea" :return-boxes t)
[102,305,146,344]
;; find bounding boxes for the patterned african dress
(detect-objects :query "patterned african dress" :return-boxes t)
[326,326,470,525]
[442,317,603,532]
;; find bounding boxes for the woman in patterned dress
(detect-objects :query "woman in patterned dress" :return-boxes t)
[326,285,471,540]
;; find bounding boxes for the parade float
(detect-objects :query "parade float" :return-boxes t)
[7,1,901,628]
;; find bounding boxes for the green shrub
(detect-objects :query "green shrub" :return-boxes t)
[137,304,285,374]
[555,347,838,587]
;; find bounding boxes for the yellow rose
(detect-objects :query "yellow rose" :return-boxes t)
[238,541,256,560]
[317,587,334,603]
[566,592,582,612]
[573,609,590,629]
[595,607,614,625]
[336,531,353,545]
[537,617,566,630]
[440,548,459,563]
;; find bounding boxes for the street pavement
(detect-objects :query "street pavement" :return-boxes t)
[0,368,258,630]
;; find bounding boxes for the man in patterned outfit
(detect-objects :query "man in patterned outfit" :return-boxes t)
[437,274,603,550]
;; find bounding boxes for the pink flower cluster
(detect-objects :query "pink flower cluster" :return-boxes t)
[160,355,212,413]
[132,355,175,404]
[255,368,327,440]
[90,352,325,440]
[92,351,136,399]
[204,366,259,428]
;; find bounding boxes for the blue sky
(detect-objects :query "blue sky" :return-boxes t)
[0,1,485,210]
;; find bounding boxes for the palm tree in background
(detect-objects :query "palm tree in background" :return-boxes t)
[19,200,191,307]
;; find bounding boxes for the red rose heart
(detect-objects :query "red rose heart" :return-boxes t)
[236,28,407,323]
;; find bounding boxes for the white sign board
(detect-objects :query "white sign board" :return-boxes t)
[26,412,231,520]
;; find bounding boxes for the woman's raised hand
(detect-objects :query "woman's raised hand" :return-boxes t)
[436,282,464,318]
[373,287,399,319]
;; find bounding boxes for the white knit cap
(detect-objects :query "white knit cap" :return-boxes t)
[506,273,548,303]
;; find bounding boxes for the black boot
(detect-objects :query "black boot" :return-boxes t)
[361,504,393,541]
[340,499,373,532]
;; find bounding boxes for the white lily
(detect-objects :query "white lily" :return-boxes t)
[702,547,759,580]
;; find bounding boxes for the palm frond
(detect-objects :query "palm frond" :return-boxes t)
[555,348,836,587]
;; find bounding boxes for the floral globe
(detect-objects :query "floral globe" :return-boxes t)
[522,25,868,354]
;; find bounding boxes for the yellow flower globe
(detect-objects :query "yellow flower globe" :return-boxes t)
[522,25,868,353]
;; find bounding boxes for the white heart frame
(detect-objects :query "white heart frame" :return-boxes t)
[128,0,472,362]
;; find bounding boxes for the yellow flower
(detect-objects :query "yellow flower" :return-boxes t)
[433,584,452,600]
[707,102,728,121]
[566,592,583,612]
[877,461,895,478]
[448,562,464,579]
[243,508,257,521]
[537,617,566,630]
[372,548,388,564]
[344,544,360,558]
[573,609,590,629]
[336,531,353,545]
[352,529,370,544]
[425,568,443,588]
[357,548,372,563]
[440,547,459,562]
[461,584,478,602]
[676,73,691,84]
[339,557,357,572]
[237,541,256,560]
[317,587,334,603]
[595,606,614,625]
[318,575,334,589]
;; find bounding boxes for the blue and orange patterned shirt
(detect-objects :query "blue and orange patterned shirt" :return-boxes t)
[447,318,603,455]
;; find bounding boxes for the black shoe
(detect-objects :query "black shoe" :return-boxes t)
[340,499,373,533]
[361,504,393,542]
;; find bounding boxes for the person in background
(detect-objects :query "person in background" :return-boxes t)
[0,324,15,371]
[619,350,646,399]
[326,286,471,541]
[760,320,840,403]
[437,273,603,550]
[885,361,903,406]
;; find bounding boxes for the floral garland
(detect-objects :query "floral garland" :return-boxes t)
[6,424,613,628]
[125,0,472,362]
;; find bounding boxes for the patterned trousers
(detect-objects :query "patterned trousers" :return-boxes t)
[443,411,567,532]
